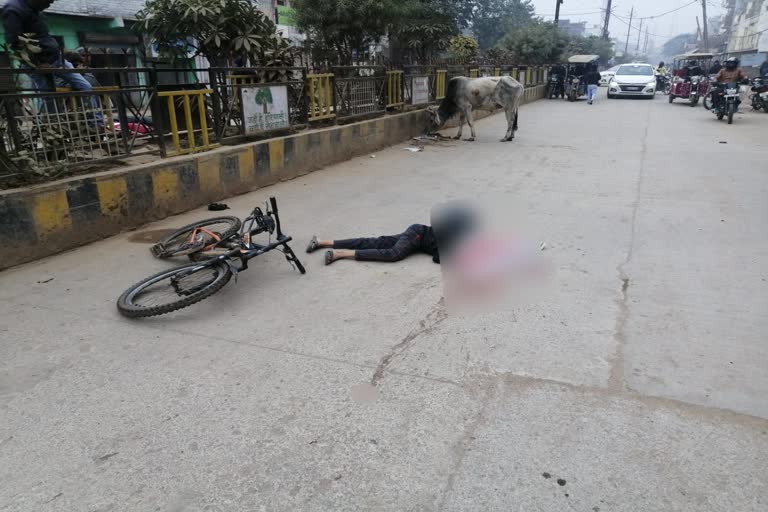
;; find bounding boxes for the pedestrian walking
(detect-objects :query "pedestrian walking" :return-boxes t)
[585,65,601,105]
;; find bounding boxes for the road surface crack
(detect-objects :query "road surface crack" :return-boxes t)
[436,375,497,510]
[370,298,446,386]
[609,110,649,391]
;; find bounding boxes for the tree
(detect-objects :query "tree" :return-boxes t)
[135,0,296,67]
[292,0,401,64]
[499,21,569,64]
[567,35,614,64]
[447,35,480,63]
[254,87,274,114]
[469,0,536,49]
[392,0,461,62]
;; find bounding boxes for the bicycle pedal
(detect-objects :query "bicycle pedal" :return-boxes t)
[150,243,165,258]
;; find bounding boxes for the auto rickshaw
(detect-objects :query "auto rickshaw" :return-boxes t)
[668,52,713,107]
[564,55,599,102]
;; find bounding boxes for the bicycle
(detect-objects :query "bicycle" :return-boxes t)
[117,197,306,318]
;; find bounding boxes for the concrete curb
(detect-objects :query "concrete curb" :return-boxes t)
[0,85,545,270]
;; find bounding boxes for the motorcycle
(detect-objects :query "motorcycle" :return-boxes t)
[704,82,741,124]
[655,73,671,95]
[547,74,565,99]
[749,77,768,112]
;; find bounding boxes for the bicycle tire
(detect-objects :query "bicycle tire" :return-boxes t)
[151,217,241,259]
[117,261,232,318]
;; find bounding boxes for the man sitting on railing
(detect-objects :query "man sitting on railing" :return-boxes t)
[2,0,93,93]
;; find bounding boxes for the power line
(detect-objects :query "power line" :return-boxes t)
[634,0,700,21]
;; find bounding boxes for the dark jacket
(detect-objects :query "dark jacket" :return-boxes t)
[761,60,768,78]
[2,0,60,64]
[584,71,601,86]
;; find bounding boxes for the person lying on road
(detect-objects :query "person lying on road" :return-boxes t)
[306,224,440,265]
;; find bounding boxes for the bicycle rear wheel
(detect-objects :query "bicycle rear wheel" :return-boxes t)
[117,261,232,318]
[151,217,241,259]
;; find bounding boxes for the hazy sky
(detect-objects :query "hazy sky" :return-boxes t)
[529,0,723,47]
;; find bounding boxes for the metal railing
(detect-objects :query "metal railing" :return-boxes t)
[1,63,553,187]
[386,70,404,109]
[307,73,335,121]
[158,89,216,157]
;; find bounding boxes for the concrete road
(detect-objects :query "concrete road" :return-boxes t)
[2,91,767,512]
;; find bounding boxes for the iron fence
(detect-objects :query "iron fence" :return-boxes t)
[1,63,553,187]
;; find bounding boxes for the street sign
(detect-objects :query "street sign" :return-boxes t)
[412,76,430,105]
[241,85,290,134]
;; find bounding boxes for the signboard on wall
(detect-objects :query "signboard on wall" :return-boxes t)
[241,85,290,134]
[412,76,430,105]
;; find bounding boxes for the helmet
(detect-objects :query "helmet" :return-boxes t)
[658,61,665,68]
[689,60,698,66]
[725,57,739,70]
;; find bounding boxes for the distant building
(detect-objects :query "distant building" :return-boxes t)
[723,0,768,69]
[0,0,144,68]
[255,0,305,46]
[558,19,587,38]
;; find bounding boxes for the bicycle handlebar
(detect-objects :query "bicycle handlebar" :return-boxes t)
[269,197,285,240]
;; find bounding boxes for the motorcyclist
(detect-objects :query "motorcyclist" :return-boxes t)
[655,61,668,90]
[712,57,747,110]
[715,57,747,83]
[760,56,768,78]
[709,60,722,74]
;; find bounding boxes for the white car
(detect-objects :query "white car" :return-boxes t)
[599,65,621,86]
[607,63,656,99]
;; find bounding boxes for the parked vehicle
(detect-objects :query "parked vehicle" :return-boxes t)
[668,53,713,106]
[564,54,599,101]
[750,77,768,112]
[546,72,565,99]
[607,63,656,99]
[704,82,741,124]
[117,197,306,318]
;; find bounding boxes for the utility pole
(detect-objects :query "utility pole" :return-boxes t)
[696,16,702,41]
[643,28,649,55]
[602,0,613,40]
[701,0,709,51]
[554,0,563,26]
[636,18,644,52]
[624,6,634,55]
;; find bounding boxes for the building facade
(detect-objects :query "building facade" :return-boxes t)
[724,0,768,69]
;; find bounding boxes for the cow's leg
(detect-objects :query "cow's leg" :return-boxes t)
[454,114,465,140]
[464,108,476,141]
[502,106,515,141]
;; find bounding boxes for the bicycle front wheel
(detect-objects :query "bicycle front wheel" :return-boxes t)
[151,217,241,259]
[117,261,232,318]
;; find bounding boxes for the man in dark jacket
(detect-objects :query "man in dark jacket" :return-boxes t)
[760,56,768,78]
[584,65,601,104]
[2,0,93,93]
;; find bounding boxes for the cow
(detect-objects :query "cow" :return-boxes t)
[427,76,525,142]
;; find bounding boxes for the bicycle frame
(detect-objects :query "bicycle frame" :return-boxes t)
[187,196,304,274]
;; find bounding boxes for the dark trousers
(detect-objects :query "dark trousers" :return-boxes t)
[333,224,428,262]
